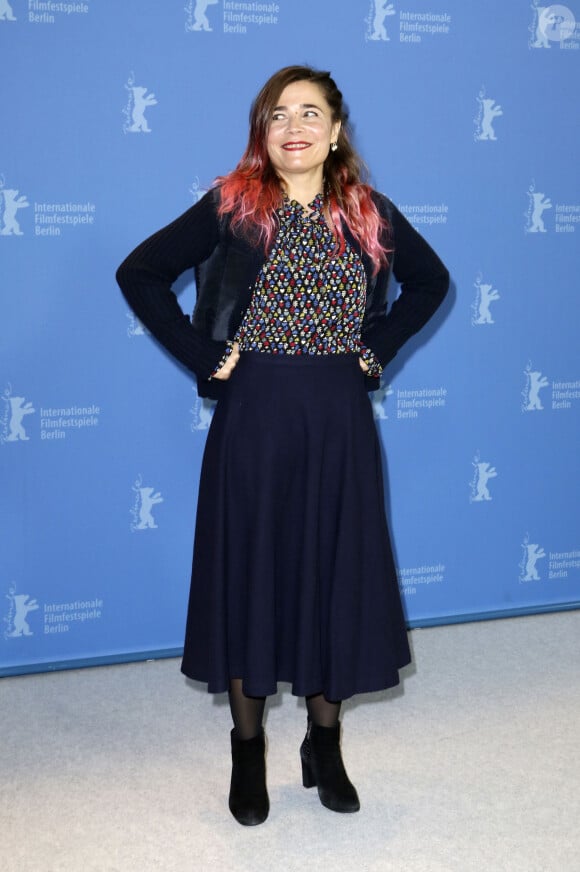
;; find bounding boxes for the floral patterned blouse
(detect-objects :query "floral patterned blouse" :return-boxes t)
[215,194,381,376]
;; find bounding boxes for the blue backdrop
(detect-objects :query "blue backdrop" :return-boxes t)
[2,0,579,676]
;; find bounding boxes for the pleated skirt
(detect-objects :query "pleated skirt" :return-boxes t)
[181,352,411,699]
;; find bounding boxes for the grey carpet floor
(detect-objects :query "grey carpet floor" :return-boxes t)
[1,610,579,872]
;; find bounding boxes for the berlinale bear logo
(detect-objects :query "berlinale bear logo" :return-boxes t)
[470,452,498,502]
[123,74,157,134]
[519,535,546,581]
[474,88,503,141]
[0,0,17,22]
[1,385,35,443]
[130,474,164,531]
[4,585,39,639]
[0,177,29,236]
[185,0,219,32]
[367,1,396,41]
[525,183,553,233]
[472,274,500,326]
[191,393,215,431]
[522,362,549,412]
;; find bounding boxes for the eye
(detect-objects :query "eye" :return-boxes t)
[304,110,319,118]
[271,112,286,122]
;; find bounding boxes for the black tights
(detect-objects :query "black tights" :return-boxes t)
[228,679,266,740]
[228,679,341,740]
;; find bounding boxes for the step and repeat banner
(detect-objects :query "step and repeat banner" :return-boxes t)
[1,1,579,675]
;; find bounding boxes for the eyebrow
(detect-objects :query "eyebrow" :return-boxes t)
[272,103,324,112]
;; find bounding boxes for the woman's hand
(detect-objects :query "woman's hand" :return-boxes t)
[212,342,240,380]
[358,357,369,373]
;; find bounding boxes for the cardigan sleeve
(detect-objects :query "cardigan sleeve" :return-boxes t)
[116,189,229,380]
[361,196,450,370]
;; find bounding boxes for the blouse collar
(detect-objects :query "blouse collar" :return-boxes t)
[279,192,325,223]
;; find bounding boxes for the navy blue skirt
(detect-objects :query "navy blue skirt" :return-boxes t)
[181,352,411,699]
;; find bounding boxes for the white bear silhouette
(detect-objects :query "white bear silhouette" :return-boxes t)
[192,0,218,31]
[126,313,149,337]
[189,179,207,203]
[474,282,500,324]
[370,382,392,419]
[0,189,29,235]
[6,594,39,637]
[472,462,497,501]
[528,192,552,232]
[369,1,396,41]
[136,487,163,529]
[477,99,503,141]
[192,397,214,431]
[5,396,35,441]
[526,370,549,410]
[522,543,546,580]
[532,7,551,48]
[127,86,157,133]
[0,0,16,21]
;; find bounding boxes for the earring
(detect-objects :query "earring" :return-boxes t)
[330,142,338,152]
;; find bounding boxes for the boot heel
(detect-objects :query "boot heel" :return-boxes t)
[300,743,316,788]
[303,721,360,813]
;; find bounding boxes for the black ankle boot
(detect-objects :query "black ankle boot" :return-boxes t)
[300,720,360,813]
[228,728,269,826]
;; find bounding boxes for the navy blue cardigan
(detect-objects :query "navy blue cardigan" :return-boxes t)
[116,187,449,399]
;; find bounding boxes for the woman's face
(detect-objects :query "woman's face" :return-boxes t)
[266,80,341,188]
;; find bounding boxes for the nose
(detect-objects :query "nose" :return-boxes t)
[285,110,303,133]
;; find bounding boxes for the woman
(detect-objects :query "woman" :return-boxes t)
[117,65,449,826]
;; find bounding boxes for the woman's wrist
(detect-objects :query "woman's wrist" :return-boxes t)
[359,344,382,377]
[209,341,235,380]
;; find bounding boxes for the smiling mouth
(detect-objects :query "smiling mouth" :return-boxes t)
[282,142,311,151]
